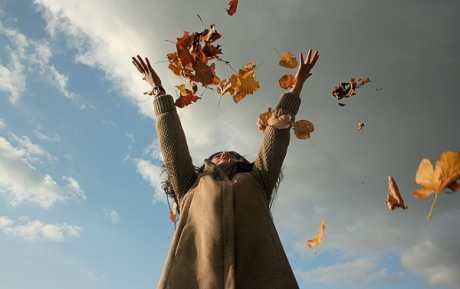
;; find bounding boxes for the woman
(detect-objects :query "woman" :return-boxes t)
[132,48,319,289]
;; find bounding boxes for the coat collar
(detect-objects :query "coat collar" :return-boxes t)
[203,159,238,181]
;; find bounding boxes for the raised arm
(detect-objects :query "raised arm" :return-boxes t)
[132,55,197,201]
[252,49,319,202]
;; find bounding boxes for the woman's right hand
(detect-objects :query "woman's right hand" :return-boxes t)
[132,55,162,89]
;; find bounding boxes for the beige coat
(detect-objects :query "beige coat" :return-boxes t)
[154,92,301,289]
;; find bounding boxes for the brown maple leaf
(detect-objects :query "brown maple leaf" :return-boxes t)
[226,0,238,16]
[175,84,201,108]
[332,77,371,100]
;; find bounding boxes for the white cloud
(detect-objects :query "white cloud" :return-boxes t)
[0,20,79,104]
[0,215,82,242]
[102,208,120,223]
[133,158,164,203]
[401,240,460,288]
[300,257,402,287]
[33,129,61,142]
[0,136,86,208]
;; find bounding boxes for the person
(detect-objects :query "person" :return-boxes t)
[132,48,319,289]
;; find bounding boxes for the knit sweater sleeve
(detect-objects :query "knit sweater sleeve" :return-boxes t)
[251,92,301,202]
[153,94,197,202]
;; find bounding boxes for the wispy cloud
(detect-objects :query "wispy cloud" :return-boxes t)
[102,208,120,223]
[300,257,402,287]
[0,215,82,242]
[0,135,86,208]
[0,20,80,105]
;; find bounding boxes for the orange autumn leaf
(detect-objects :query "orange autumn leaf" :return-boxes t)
[278,74,297,89]
[218,63,260,103]
[175,84,201,108]
[257,107,273,132]
[226,0,238,16]
[413,149,460,219]
[167,52,183,77]
[307,221,326,254]
[169,202,178,223]
[292,120,314,140]
[385,176,407,210]
[279,51,298,69]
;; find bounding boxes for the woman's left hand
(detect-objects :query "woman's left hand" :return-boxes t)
[132,55,162,88]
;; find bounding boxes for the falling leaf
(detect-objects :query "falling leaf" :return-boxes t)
[193,60,220,87]
[169,202,178,223]
[278,74,297,89]
[175,84,201,108]
[307,221,326,254]
[332,77,371,100]
[226,0,239,16]
[217,63,260,103]
[412,149,460,219]
[293,120,314,140]
[385,176,407,210]
[279,51,298,69]
[257,107,273,132]
[358,122,365,133]
[338,103,346,107]
[376,87,383,91]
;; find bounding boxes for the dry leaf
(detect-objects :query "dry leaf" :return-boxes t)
[385,176,407,210]
[279,51,298,69]
[169,202,178,223]
[278,74,297,89]
[292,120,314,140]
[257,107,273,132]
[175,84,201,108]
[226,0,238,16]
[358,122,365,133]
[307,221,326,254]
[413,149,460,219]
[332,77,371,100]
[218,63,260,103]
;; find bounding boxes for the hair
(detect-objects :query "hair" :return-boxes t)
[162,151,283,212]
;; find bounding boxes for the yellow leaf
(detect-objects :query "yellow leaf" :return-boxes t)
[279,51,298,69]
[307,221,326,254]
[278,74,297,89]
[413,149,460,219]
[256,107,273,132]
[292,120,314,140]
[218,63,260,103]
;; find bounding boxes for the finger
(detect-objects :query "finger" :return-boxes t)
[310,51,320,67]
[299,51,304,66]
[136,55,148,71]
[146,57,154,71]
[132,57,144,73]
[305,48,312,65]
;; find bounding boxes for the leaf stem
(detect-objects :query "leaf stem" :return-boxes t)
[427,193,439,220]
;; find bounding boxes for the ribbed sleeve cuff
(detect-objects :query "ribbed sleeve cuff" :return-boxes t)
[274,92,301,116]
[153,94,176,116]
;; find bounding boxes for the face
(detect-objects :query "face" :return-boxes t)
[210,151,240,166]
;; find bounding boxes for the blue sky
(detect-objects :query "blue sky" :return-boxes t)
[1,0,459,288]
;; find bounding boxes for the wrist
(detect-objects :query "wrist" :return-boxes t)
[153,86,166,97]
